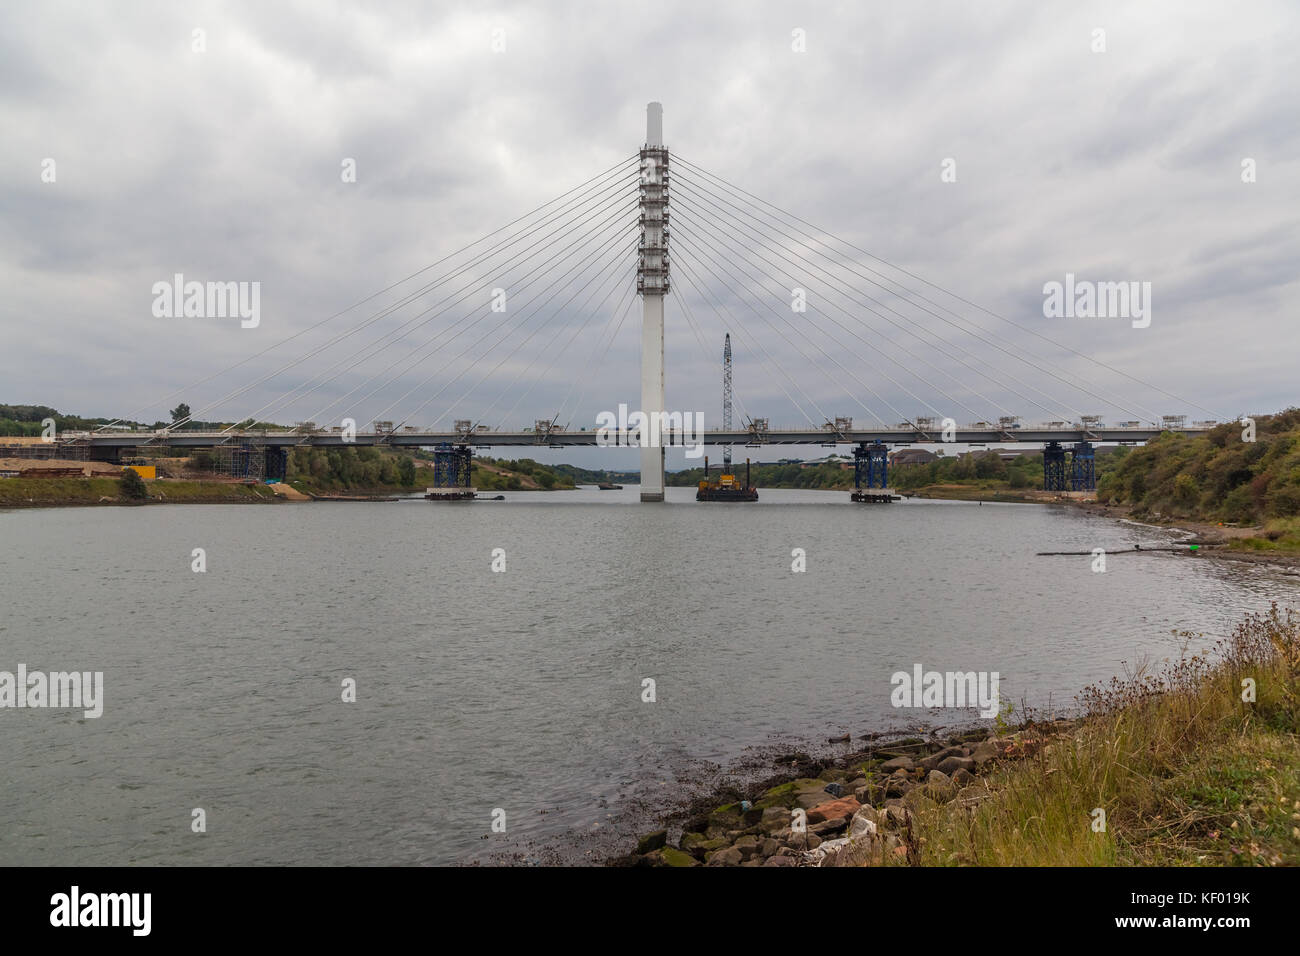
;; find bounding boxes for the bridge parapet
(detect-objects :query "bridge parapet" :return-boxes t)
[76,423,1217,450]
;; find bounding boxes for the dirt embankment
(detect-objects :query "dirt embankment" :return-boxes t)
[0,476,280,508]
[269,483,312,500]
[0,457,123,475]
[474,462,543,489]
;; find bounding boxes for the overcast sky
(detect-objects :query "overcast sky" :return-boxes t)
[2,0,1296,467]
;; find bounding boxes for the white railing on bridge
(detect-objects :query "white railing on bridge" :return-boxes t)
[74,420,1221,442]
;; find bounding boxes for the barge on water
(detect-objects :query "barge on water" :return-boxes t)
[424,487,477,501]
[850,489,900,503]
[312,493,401,502]
[696,457,758,502]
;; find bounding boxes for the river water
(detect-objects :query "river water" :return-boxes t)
[0,488,1293,865]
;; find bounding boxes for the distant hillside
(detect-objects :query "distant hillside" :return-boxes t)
[668,459,857,490]
[1,402,281,435]
[284,449,575,493]
[0,403,115,435]
[550,463,640,485]
[469,456,575,491]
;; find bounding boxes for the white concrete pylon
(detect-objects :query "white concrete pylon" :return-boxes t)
[639,101,667,501]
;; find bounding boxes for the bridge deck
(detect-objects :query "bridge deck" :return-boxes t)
[65,426,1212,449]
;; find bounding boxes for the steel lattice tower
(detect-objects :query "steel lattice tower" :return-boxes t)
[722,333,733,472]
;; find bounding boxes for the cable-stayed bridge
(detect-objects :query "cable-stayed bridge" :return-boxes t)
[66,102,1224,502]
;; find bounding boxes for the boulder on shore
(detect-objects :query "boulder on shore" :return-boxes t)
[972,740,1001,767]
[924,769,956,803]
[636,829,668,854]
[659,847,697,867]
[806,795,862,824]
[812,815,849,836]
[936,755,976,775]
[847,809,879,840]
[680,831,727,856]
[706,846,743,866]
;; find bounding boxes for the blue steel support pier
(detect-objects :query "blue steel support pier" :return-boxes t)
[852,440,894,503]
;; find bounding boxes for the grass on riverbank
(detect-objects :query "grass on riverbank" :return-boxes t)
[892,606,1300,866]
[1225,517,1300,553]
[0,477,277,507]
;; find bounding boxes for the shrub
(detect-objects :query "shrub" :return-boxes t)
[119,468,148,500]
[1267,484,1300,518]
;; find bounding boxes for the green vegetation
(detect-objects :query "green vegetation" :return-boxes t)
[549,463,639,486]
[668,449,1125,496]
[0,477,276,507]
[468,456,576,491]
[118,467,148,500]
[1098,409,1300,549]
[897,606,1300,866]
[668,459,860,490]
[281,448,574,494]
[1226,520,1300,552]
[0,403,116,436]
[889,450,1050,493]
[287,445,415,493]
[0,402,283,436]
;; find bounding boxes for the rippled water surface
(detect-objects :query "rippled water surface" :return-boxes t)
[1,488,1294,864]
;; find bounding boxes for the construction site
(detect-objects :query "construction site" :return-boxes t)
[0,436,286,483]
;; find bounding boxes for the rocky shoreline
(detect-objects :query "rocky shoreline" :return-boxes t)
[608,720,1080,867]
[601,502,1299,868]
[1082,503,1300,571]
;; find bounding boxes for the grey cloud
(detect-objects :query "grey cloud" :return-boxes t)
[0,0,1296,453]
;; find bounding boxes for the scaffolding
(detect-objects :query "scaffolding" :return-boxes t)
[0,441,89,462]
[431,443,473,488]
[212,443,265,479]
